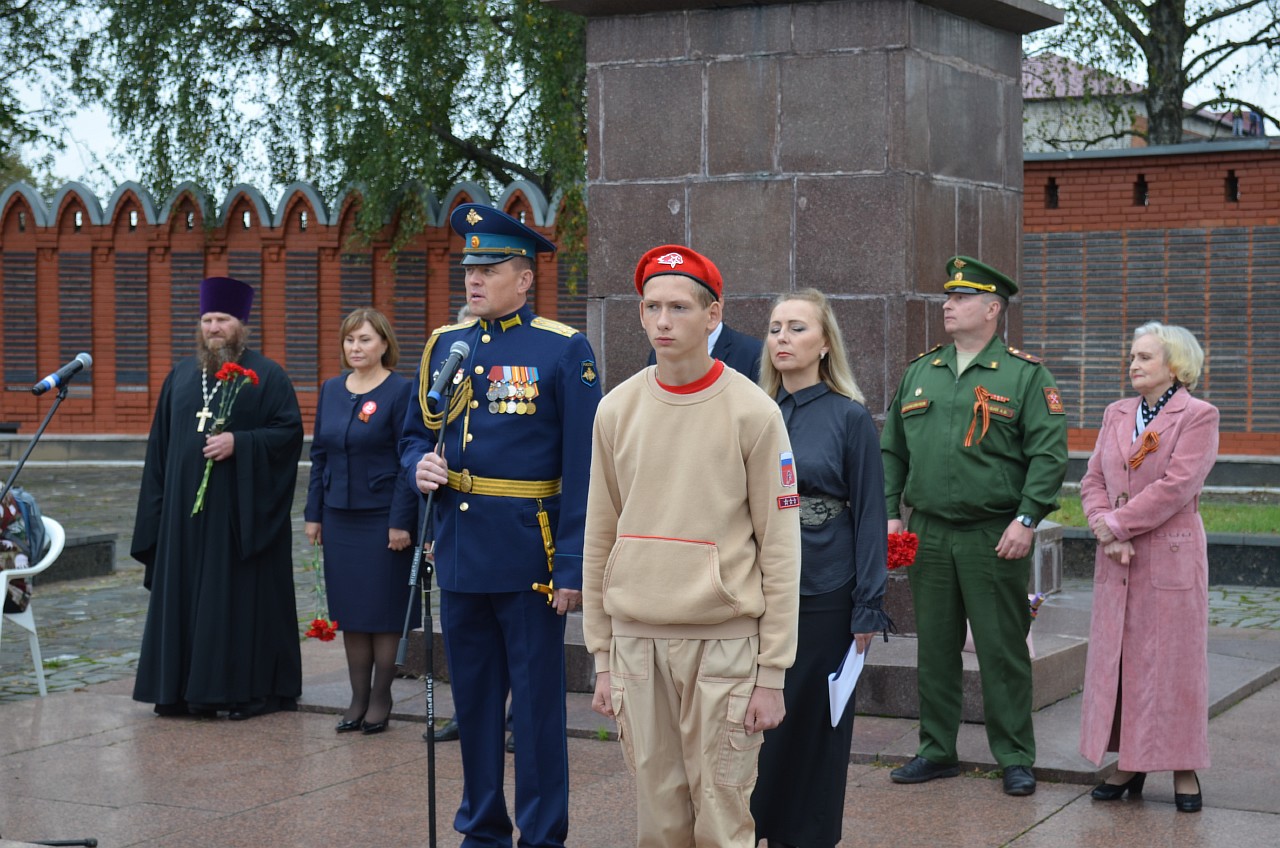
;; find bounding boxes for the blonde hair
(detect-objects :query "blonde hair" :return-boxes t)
[340,308,400,369]
[758,289,865,405]
[1133,321,1204,391]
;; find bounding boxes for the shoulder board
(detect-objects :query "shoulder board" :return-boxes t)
[531,316,580,338]
[1007,346,1043,364]
[910,344,943,363]
[431,319,479,337]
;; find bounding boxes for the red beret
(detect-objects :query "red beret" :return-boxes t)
[634,245,723,300]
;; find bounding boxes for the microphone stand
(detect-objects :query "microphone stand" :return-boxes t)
[397,380,458,848]
[0,385,99,848]
[0,384,70,504]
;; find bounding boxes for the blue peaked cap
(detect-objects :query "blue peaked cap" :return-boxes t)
[450,203,557,265]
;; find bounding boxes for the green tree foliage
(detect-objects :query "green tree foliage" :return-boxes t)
[78,1,586,245]
[1028,0,1280,146]
[1,0,82,183]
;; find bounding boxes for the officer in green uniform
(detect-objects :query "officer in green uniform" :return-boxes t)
[881,256,1067,797]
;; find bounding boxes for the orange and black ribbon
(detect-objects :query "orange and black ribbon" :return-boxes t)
[1128,430,1160,470]
[964,386,995,447]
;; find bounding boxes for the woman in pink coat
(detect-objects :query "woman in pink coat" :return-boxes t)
[1079,322,1218,813]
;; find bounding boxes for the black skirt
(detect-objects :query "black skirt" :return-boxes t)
[752,578,856,848]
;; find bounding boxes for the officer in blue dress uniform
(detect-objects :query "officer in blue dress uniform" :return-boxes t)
[403,203,601,848]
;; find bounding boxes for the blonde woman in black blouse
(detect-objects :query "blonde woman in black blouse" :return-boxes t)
[751,288,890,848]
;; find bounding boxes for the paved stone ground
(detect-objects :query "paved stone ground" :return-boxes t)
[1,465,1278,702]
[0,464,322,701]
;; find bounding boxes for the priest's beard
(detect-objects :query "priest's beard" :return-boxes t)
[196,325,250,373]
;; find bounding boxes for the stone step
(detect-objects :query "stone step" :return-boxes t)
[402,612,1088,723]
[856,631,1087,721]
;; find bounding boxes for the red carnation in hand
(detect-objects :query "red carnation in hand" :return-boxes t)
[305,618,339,641]
[887,531,919,570]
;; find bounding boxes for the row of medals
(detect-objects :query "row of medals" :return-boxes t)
[486,380,538,415]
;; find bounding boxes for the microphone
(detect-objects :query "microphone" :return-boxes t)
[31,353,93,396]
[426,341,471,412]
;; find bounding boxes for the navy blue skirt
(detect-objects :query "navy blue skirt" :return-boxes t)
[321,506,421,633]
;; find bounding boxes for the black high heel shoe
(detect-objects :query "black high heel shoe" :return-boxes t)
[1174,772,1202,813]
[335,713,365,733]
[1091,771,1146,800]
[362,701,393,735]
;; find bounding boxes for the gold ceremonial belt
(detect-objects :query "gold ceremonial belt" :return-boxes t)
[447,469,561,499]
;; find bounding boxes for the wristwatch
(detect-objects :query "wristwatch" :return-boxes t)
[1016,514,1036,529]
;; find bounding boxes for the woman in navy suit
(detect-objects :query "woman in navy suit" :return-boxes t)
[305,308,419,734]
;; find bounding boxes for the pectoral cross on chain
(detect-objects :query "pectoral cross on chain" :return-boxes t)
[196,406,214,432]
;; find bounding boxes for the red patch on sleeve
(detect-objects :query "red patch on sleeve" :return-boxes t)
[1043,387,1065,414]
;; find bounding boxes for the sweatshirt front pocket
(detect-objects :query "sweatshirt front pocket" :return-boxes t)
[603,535,739,626]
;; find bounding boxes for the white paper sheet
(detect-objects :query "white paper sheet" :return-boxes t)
[827,640,867,727]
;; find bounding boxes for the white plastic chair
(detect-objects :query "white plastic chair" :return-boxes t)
[1,516,66,696]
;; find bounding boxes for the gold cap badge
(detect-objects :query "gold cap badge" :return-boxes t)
[466,209,483,226]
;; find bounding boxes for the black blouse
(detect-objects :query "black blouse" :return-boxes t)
[776,382,890,634]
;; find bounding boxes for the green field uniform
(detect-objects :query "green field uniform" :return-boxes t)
[881,333,1068,767]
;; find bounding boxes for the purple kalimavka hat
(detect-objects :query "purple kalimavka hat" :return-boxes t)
[199,276,254,322]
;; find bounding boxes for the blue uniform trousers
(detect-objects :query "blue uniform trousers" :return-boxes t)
[442,589,570,847]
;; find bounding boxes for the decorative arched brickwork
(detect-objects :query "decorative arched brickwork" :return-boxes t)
[0,181,582,436]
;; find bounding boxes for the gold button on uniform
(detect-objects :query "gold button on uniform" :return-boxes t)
[474,366,484,375]
[470,400,480,409]
[465,433,474,443]
[459,502,469,512]
[482,334,491,343]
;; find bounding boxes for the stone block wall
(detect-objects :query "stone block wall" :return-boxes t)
[566,0,1055,409]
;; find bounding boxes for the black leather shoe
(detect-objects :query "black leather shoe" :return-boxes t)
[228,699,271,721]
[428,716,459,742]
[505,731,516,754]
[228,696,295,721]
[1003,765,1037,796]
[890,757,960,784]
[361,717,390,735]
[335,714,365,733]
[1091,771,1146,800]
[1174,773,1202,813]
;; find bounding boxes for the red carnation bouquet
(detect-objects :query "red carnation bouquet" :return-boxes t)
[304,547,338,641]
[887,531,919,570]
[190,362,259,515]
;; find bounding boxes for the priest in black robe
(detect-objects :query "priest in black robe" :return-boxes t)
[132,276,304,720]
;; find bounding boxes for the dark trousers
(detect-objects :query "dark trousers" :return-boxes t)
[442,589,569,847]
[908,512,1034,768]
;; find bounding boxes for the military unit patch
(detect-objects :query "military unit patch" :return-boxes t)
[1043,387,1065,414]
[580,360,598,387]
[777,494,800,510]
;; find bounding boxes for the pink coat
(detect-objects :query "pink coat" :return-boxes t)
[1078,389,1219,771]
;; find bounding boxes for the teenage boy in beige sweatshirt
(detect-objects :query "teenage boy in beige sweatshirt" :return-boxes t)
[583,244,801,848]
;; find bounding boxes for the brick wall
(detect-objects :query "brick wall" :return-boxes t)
[0,181,585,435]
[5,141,1278,459]
[1022,142,1280,455]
